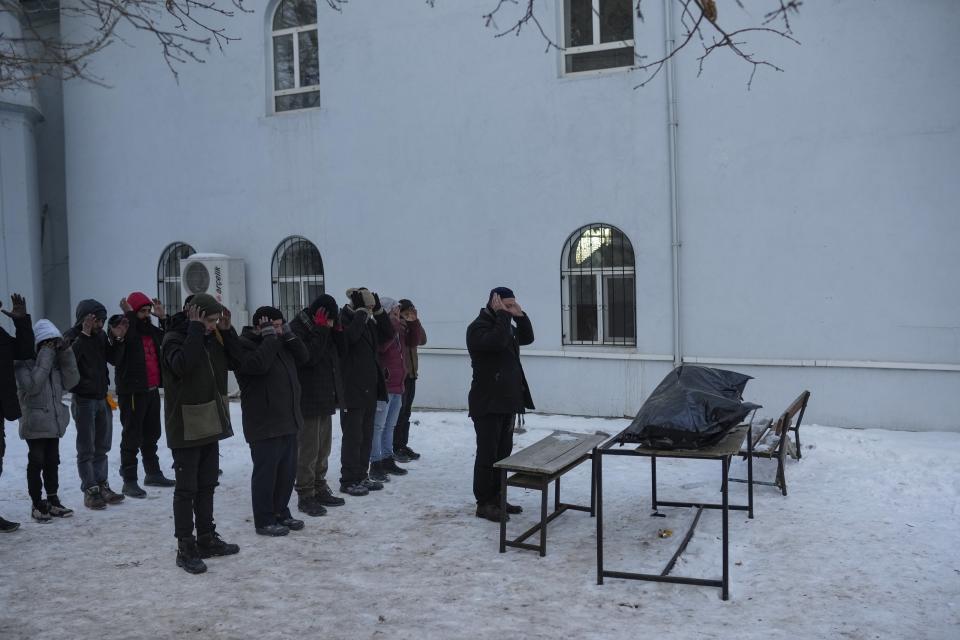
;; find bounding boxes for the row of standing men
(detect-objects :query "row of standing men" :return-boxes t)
[0,288,427,575]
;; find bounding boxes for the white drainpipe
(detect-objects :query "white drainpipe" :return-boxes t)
[664,0,683,368]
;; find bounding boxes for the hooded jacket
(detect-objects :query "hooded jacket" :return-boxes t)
[161,316,243,449]
[288,309,346,418]
[235,326,310,443]
[15,345,80,439]
[339,305,394,408]
[378,315,406,395]
[62,300,117,400]
[113,310,165,394]
[466,308,535,418]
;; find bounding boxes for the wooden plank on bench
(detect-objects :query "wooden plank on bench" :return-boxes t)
[495,431,609,475]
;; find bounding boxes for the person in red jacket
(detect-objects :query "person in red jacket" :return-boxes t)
[369,297,408,483]
[113,291,175,497]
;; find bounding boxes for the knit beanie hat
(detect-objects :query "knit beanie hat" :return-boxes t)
[190,293,223,317]
[33,319,62,347]
[75,299,107,325]
[380,297,398,314]
[398,299,414,312]
[252,306,284,326]
[489,286,515,301]
[308,294,339,319]
[127,291,153,312]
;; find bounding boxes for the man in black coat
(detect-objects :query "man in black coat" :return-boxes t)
[62,299,126,510]
[236,306,310,536]
[289,294,347,515]
[0,294,34,532]
[113,291,174,496]
[338,288,394,496]
[466,287,535,522]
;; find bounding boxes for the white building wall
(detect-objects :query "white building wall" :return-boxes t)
[59,1,959,430]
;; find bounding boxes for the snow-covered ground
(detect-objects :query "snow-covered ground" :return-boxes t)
[0,405,957,639]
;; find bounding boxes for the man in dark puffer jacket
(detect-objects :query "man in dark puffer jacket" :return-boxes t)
[338,288,394,497]
[62,299,126,510]
[289,294,347,516]
[236,306,310,536]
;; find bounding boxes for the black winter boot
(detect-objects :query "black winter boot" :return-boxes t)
[122,480,147,499]
[197,532,240,558]
[382,458,408,476]
[144,473,176,487]
[176,538,208,574]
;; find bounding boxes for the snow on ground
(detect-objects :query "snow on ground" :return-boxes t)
[0,405,958,640]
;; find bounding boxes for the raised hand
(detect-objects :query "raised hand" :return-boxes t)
[81,313,97,335]
[119,297,132,312]
[490,293,505,313]
[505,299,524,317]
[217,307,232,331]
[313,307,328,327]
[1,293,27,320]
[186,304,202,323]
[151,298,166,320]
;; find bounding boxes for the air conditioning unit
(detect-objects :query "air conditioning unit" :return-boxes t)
[180,253,249,327]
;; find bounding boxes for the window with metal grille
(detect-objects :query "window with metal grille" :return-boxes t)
[561,224,636,346]
[157,242,197,312]
[271,236,324,321]
[562,0,635,74]
[271,0,320,113]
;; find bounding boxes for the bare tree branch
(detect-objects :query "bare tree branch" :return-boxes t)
[0,0,252,90]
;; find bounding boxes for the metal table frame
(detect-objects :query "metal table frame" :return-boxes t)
[594,425,754,600]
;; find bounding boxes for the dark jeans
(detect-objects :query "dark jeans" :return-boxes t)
[0,425,5,478]
[73,396,113,491]
[339,402,376,485]
[118,389,162,480]
[27,438,60,506]
[249,434,297,529]
[472,413,514,506]
[171,442,220,540]
[393,377,417,450]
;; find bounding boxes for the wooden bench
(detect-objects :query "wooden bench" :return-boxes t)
[731,390,810,496]
[494,430,609,557]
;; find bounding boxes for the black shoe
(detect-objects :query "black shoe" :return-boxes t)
[0,516,20,532]
[392,449,412,463]
[176,538,208,574]
[197,531,240,558]
[505,502,523,515]
[99,483,125,504]
[368,463,390,483]
[298,497,327,517]
[121,481,147,498]
[277,516,305,531]
[382,458,408,476]
[340,482,369,497]
[361,477,384,491]
[144,473,176,487]
[401,445,421,460]
[256,524,290,537]
[314,486,346,507]
[47,495,74,518]
[32,500,52,523]
[475,504,508,523]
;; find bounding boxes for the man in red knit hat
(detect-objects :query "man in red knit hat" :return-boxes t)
[112,291,175,497]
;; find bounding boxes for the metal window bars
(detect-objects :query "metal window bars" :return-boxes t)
[560,223,636,346]
[156,242,197,312]
[271,235,325,322]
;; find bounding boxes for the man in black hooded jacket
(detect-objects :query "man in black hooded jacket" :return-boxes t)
[338,288,394,496]
[63,299,126,510]
[466,287,535,522]
[0,294,33,532]
[289,294,347,515]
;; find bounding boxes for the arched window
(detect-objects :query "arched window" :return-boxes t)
[561,224,636,345]
[271,0,320,113]
[272,235,324,321]
[157,242,197,312]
